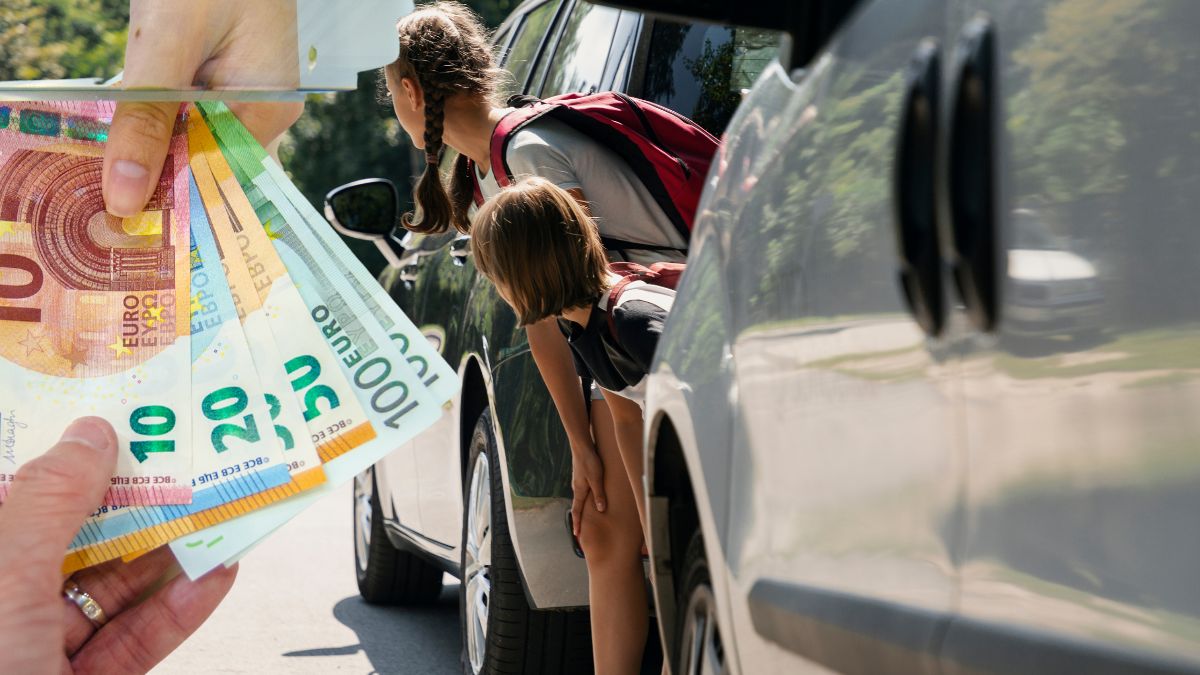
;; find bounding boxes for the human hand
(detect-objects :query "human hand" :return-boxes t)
[0,418,237,675]
[569,441,608,537]
[103,0,303,217]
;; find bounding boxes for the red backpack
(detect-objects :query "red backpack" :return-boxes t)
[604,262,685,341]
[469,92,720,246]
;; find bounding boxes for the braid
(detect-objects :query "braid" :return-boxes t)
[391,1,502,235]
[448,153,474,234]
[401,81,453,234]
[421,84,446,159]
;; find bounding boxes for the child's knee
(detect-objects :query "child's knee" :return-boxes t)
[578,509,642,563]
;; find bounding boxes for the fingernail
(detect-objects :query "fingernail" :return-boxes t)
[106,160,150,217]
[596,501,605,512]
[61,417,115,452]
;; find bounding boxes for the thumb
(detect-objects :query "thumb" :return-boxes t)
[104,0,213,217]
[0,418,117,574]
[102,102,181,218]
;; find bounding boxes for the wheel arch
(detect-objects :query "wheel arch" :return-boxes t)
[458,355,490,485]
[647,411,702,656]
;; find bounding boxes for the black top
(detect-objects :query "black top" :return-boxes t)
[558,299,668,394]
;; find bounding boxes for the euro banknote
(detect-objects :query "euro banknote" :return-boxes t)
[197,101,458,406]
[0,101,193,506]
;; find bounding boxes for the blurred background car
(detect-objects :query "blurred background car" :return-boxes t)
[1005,208,1103,341]
[324,1,778,672]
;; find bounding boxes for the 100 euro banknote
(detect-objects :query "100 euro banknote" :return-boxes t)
[0,101,193,505]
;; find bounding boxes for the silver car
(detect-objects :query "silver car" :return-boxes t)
[605,0,1200,673]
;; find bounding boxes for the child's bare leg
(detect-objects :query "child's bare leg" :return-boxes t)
[602,392,648,535]
[580,399,648,675]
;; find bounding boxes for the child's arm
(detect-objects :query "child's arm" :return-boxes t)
[526,318,608,529]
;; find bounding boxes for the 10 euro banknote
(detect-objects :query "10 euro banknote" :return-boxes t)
[0,102,193,506]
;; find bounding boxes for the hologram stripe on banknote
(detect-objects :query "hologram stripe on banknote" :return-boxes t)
[0,101,192,506]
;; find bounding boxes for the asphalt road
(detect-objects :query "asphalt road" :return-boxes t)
[154,482,463,675]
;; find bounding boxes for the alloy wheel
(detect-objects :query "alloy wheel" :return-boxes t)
[463,452,493,674]
[679,582,724,675]
[353,469,373,575]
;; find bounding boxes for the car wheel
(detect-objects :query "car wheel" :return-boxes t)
[460,408,593,674]
[675,530,725,675]
[353,466,444,604]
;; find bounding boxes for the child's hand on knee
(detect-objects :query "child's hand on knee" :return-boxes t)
[570,445,607,536]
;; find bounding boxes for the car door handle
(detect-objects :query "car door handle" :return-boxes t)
[449,236,472,264]
[399,263,421,283]
[947,16,1002,332]
[893,38,944,337]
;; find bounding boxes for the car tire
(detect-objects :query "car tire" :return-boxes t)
[353,466,444,605]
[674,530,725,675]
[460,408,593,675]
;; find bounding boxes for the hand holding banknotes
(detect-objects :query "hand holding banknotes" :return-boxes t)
[104,0,303,217]
[0,418,236,675]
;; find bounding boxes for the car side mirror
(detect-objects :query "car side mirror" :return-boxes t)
[324,178,405,267]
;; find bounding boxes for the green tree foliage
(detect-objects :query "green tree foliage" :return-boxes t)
[1004,0,1200,321]
[469,0,521,31]
[0,0,127,81]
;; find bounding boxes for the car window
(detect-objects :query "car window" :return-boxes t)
[640,21,779,136]
[498,1,559,96]
[493,26,514,63]
[602,12,640,91]
[538,2,623,96]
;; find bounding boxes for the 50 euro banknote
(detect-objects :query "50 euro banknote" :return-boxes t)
[0,101,193,505]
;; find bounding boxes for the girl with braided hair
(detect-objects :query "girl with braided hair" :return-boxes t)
[386,4,687,672]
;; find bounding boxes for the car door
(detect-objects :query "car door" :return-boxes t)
[717,1,966,672]
[940,1,1200,672]
[404,0,571,550]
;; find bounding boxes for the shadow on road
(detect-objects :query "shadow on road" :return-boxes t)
[283,582,462,674]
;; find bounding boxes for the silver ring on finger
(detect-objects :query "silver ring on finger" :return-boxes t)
[63,578,109,628]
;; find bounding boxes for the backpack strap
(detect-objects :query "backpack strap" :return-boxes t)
[490,99,553,189]
[603,263,651,341]
[467,157,485,208]
[605,275,640,343]
[467,98,547,207]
